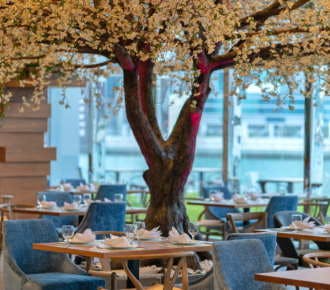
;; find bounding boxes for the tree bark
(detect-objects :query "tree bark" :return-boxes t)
[118,49,212,235]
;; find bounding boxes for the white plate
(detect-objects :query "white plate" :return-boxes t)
[68,239,94,244]
[63,208,81,211]
[171,241,201,245]
[98,243,138,249]
[136,237,161,241]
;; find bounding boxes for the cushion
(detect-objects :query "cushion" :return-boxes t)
[26,273,105,290]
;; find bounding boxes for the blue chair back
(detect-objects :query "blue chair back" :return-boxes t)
[95,184,127,201]
[227,232,277,264]
[266,195,298,228]
[3,220,65,274]
[36,191,78,228]
[213,239,280,290]
[201,185,232,199]
[202,185,239,220]
[76,202,126,233]
[62,179,86,187]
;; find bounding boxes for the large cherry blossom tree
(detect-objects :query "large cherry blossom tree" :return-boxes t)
[0,0,329,234]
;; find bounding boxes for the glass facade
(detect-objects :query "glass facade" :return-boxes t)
[47,71,330,197]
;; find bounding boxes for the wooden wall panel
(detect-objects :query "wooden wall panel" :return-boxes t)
[0,177,48,205]
[0,118,47,133]
[0,133,44,149]
[4,103,51,119]
[0,87,56,206]
[0,163,50,177]
[0,147,56,162]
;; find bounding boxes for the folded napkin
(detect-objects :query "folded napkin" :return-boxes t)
[64,202,79,211]
[136,227,161,240]
[76,185,90,193]
[233,195,247,204]
[70,229,95,243]
[63,183,74,192]
[210,193,223,202]
[323,224,330,233]
[40,201,56,209]
[290,217,316,230]
[104,236,130,247]
[168,227,193,244]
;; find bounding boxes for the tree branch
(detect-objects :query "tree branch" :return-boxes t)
[136,60,164,142]
[239,0,310,28]
[122,67,165,168]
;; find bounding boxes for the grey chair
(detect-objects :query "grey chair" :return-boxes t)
[190,239,285,290]
[3,219,105,290]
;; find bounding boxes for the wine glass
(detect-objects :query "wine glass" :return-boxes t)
[83,193,92,205]
[125,224,137,242]
[73,195,82,206]
[188,223,198,240]
[62,225,75,243]
[135,221,145,230]
[291,214,303,223]
[37,194,46,208]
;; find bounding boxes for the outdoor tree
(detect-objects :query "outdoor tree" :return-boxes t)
[0,0,329,234]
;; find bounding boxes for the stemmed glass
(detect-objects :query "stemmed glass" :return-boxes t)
[37,194,46,208]
[291,214,303,223]
[125,224,137,244]
[188,223,198,240]
[83,193,92,205]
[73,195,82,207]
[62,225,75,244]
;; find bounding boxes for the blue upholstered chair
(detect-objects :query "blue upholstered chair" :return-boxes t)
[265,195,298,228]
[36,191,79,229]
[62,179,86,187]
[3,219,105,290]
[227,232,276,264]
[76,202,126,233]
[95,184,127,201]
[190,239,285,290]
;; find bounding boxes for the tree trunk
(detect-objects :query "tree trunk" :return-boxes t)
[116,50,211,236]
[143,163,191,235]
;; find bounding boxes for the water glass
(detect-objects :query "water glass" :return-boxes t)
[291,214,303,223]
[62,225,75,243]
[114,193,124,202]
[125,224,137,241]
[73,195,82,205]
[188,223,198,240]
[135,221,145,230]
[37,194,46,207]
[83,193,92,205]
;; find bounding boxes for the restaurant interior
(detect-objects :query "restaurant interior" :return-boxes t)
[0,1,329,290]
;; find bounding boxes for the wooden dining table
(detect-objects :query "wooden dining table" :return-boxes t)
[33,239,212,289]
[9,205,147,217]
[257,227,330,242]
[255,267,330,289]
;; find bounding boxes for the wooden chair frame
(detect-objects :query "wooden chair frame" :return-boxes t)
[226,212,267,233]
[303,251,330,268]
